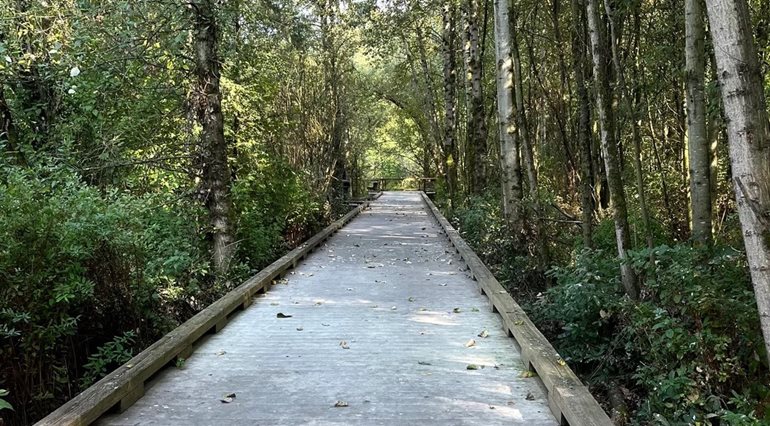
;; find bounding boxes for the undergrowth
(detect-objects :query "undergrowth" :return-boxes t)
[450,194,770,425]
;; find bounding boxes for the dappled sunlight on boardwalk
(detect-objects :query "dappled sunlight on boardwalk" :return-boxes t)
[98,192,556,426]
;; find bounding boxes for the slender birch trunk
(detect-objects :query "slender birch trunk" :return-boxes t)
[685,0,712,244]
[442,2,459,205]
[493,0,523,235]
[570,0,594,248]
[603,0,653,249]
[705,0,770,364]
[463,0,487,193]
[587,0,640,300]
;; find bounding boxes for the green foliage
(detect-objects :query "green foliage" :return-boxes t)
[0,389,12,411]
[529,244,768,424]
[80,332,136,388]
[0,166,209,418]
[232,157,324,270]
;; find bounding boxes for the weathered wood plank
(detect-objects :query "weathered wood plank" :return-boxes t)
[35,202,370,426]
[420,192,612,426]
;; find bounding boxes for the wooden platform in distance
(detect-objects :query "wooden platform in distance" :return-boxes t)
[95,192,559,425]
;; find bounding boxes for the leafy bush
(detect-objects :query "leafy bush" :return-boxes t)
[232,158,323,270]
[530,244,769,424]
[0,167,209,422]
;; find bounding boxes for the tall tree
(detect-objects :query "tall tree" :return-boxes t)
[192,0,235,275]
[603,0,653,249]
[685,0,712,244]
[705,0,770,363]
[493,0,523,234]
[442,1,459,205]
[570,0,594,248]
[462,0,487,193]
[586,0,639,300]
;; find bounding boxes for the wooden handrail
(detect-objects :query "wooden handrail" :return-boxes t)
[419,192,612,426]
[36,202,370,426]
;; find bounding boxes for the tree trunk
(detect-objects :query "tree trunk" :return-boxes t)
[570,0,594,248]
[705,0,770,365]
[493,0,524,236]
[685,0,712,245]
[603,0,653,249]
[192,0,235,275]
[586,0,640,300]
[463,0,487,193]
[442,2,459,206]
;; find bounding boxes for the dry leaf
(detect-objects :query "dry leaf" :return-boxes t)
[520,370,537,378]
[339,341,350,349]
[466,364,480,370]
[453,307,461,313]
[216,350,226,356]
[296,327,304,331]
[418,361,432,366]
[408,297,415,302]
[276,313,292,318]
[478,330,489,338]
[220,392,236,403]
[464,339,476,348]
[525,392,535,401]
[333,400,349,407]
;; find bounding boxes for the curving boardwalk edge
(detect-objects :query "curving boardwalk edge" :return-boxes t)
[35,202,370,426]
[419,192,612,426]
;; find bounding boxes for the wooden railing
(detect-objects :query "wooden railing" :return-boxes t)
[36,202,370,426]
[420,192,612,426]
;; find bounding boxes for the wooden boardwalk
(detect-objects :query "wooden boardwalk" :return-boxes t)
[97,192,558,425]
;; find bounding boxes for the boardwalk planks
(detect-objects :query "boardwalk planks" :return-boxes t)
[420,192,612,426]
[35,202,369,426]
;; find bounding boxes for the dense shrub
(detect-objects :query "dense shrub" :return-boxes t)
[0,167,209,423]
[450,195,769,424]
[530,245,768,424]
[232,158,324,270]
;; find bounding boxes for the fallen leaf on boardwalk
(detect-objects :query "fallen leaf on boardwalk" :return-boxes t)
[439,283,447,287]
[520,370,537,378]
[216,350,226,356]
[478,330,489,338]
[296,327,304,331]
[556,357,567,366]
[489,405,495,410]
[370,305,378,308]
[321,323,330,326]
[408,297,415,302]
[391,306,397,311]
[471,307,480,312]
[315,301,323,306]
[333,400,349,407]
[270,302,279,306]
[339,341,350,349]
[514,320,524,326]
[466,364,481,370]
[453,307,461,313]
[525,392,535,401]
[220,393,236,403]
[276,313,293,318]
[418,361,432,366]
[347,288,353,291]
[419,307,428,311]
[464,339,476,348]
